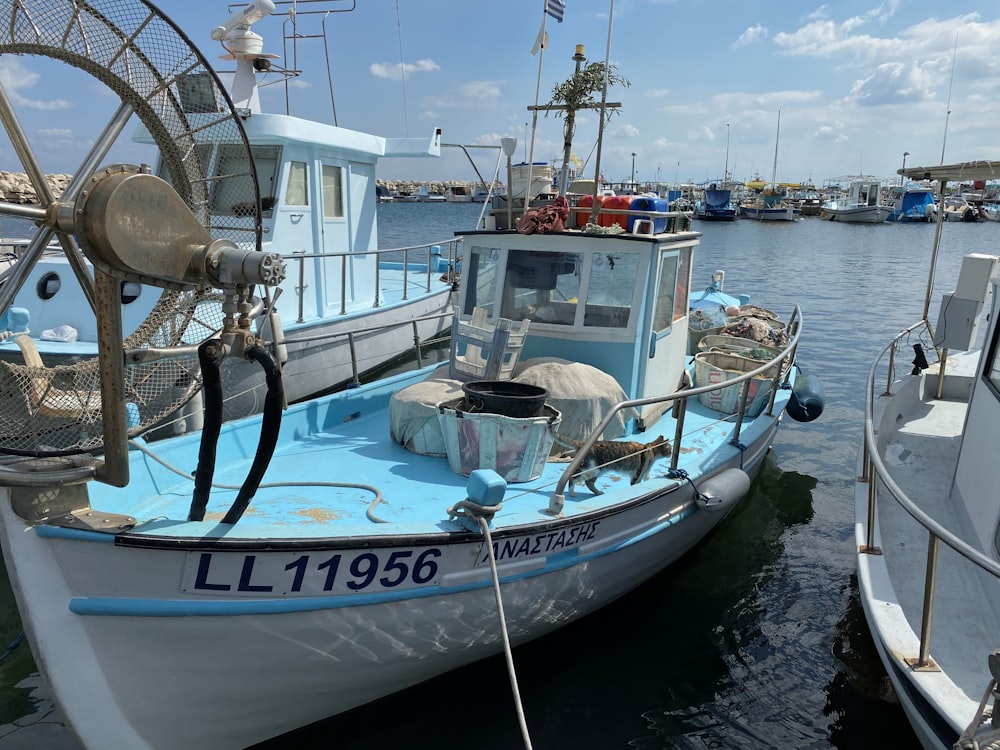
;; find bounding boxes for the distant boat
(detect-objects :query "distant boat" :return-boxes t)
[415,185,447,202]
[820,178,892,223]
[788,184,823,216]
[930,195,979,222]
[444,184,473,202]
[982,202,1000,221]
[738,114,799,222]
[509,162,555,201]
[885,183,936,222]
[694,184,737,221]
[739,185,800,221]
[375,184,394,203]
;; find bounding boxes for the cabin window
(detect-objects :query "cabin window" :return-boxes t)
[501,250,579,326]
[674,247,691,322]
[322,165,344,218]
[210,144,279,216]
[178,73,220,113]
[285,161,309,206]
[584,252,634,328]
[157,144,213,193]
[652,254,678,332]
[461,245,500,317]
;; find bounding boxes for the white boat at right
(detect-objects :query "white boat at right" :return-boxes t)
[855,160,1000,750]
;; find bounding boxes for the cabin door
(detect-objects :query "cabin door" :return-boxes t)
[640,246,692,419]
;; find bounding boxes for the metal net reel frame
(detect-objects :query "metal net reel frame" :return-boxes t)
[0,0,263,457]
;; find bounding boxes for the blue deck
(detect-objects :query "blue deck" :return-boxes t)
[91,362,786,542]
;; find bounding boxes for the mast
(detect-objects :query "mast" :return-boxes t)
[770,111,780,185]
[724,122,730,183]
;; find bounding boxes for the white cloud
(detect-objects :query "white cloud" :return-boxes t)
[369,58,440,80]
[734,24,768,48]
[0,59,71,110]
[621,123,639,137]
[846,61,937,106]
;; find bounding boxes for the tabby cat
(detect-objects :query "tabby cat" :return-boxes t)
[551,433,672,496]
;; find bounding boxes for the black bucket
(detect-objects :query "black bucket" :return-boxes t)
[462,381,548,418]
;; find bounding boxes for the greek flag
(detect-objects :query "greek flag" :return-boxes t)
[545,0,565,23]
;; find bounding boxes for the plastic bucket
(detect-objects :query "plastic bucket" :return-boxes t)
[462,380,548,418]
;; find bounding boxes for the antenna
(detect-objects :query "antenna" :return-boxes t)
[940,33,958,165]
[211,0,275,48]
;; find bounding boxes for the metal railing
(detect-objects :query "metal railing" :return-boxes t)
[283,238,460,323]
[860,320,1000,668]
[546,305,803,514]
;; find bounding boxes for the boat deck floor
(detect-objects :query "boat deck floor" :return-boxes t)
[876,382,999,697]
[106,377,763,541]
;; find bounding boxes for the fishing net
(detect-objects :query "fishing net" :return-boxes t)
[0,0,260,455]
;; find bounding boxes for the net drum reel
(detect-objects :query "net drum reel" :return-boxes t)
[0,0,284,487]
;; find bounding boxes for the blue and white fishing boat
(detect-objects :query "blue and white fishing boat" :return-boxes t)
[820,177,891,223]
[0,2,819,749]
[885,182,936,222]
[855,160,1000,750]
[0,0,457,433]
[694,183,737,220]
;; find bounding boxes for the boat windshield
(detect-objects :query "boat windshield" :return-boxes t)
[461,244,638,329]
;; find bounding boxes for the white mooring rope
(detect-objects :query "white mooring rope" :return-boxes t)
[477,514,534,750]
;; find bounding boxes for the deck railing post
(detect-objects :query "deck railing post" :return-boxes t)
[347,331,360,386]
[865,460,877,550]
[670,397,687,471]
[340,255,348,315]
[917,532,939,667]
[295,252,306,323]
[411,320,423,369]
[402,248,409,301]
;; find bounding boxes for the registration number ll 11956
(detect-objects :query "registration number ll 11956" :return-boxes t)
[180,547,443,597]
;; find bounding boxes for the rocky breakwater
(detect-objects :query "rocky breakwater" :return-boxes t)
[0,172,72,204]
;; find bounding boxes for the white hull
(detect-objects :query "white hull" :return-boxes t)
[0,432,774,750]
[740,206,798,221]
[855,229,1000,750]
[196,290,455,429]
[822,205,890,223]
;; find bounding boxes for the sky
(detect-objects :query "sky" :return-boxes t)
[1,0,999,187]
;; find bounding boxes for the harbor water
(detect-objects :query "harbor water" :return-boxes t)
[3,202,987,748]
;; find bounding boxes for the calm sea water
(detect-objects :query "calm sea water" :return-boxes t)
[2,204,988,748]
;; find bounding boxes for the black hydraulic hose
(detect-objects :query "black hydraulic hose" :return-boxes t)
[188,339,225,522]
[221,345,284,524]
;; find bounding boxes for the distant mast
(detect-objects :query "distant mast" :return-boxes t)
[770,111,780,185]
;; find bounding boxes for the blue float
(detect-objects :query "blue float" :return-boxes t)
[786,372,825,422]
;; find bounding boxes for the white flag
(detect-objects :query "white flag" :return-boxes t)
[530,26,548,56]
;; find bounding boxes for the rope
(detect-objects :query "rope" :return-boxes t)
[0,631,24,662]
[729,439,747,469]
[582,222,625,235]
[666,467,710,507]
[955,677,1000,750]
[469,509,534,750]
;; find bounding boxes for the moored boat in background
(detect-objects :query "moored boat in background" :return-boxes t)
[885,183,936,222]
[820,178,891,223]
[0,0,458,437]
[694,183,737,220]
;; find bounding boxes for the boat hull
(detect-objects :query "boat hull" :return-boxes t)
[821,206,890,223]
[0,434,774,749]
[739,206,799,221]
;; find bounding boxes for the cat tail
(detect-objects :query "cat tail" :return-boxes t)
[550,431,584,450]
